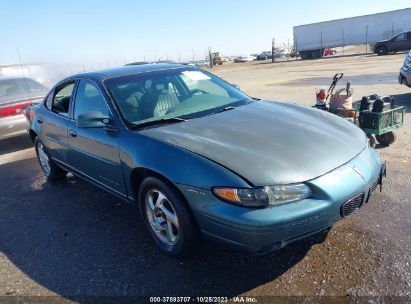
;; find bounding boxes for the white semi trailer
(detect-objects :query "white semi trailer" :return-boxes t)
[294,8,411,59]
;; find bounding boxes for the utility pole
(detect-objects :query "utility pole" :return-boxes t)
[271,38,275,63]
[365,25,369,53]
[209,47,213,68]
[342,29,345,56]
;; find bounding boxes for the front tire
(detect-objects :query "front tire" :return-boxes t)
[35,137,67,180]
[139,177,198,257]
[376,46,387,56]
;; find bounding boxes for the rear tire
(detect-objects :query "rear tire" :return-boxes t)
[34,137,66,180]
[376,46,387,56]
[139,177,198,257]
[375,132,396,146]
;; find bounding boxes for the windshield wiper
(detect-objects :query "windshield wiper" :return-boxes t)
[131,117,188,129]
[212,106,236,115]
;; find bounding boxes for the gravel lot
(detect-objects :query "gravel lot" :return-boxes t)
[0,53,410,302]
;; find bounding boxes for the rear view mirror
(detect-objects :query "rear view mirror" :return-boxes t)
[77,111,111,128]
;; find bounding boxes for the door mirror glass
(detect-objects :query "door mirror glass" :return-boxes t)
[77,111,111,128]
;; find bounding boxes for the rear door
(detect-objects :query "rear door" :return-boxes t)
[390,33,408,51]
[38,81,75,163]
[67,79,126,196]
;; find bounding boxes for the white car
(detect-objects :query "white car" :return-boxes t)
[0,77,48,140]
[234,56,255,63]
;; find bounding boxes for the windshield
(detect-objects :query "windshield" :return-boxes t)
[104,68,252,127]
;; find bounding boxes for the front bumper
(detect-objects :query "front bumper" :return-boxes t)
[178,147,385,254]
[0,114,27,140]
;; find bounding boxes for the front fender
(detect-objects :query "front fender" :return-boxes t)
[119,131,251,197]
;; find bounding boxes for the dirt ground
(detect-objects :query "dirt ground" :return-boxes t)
[0,52,410,302]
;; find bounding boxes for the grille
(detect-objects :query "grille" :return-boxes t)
[340,193,365,217]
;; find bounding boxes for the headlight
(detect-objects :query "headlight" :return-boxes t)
[213,184,312,207]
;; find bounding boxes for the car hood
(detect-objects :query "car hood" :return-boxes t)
[375,39,390,45]
[141,101,366,186]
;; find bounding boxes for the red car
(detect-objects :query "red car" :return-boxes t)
[324,48,337,56]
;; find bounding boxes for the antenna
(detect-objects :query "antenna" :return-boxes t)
[16,47,32,99]
[16,47,25,77]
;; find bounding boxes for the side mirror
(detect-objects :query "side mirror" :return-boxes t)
[232,83,241,91]
[77,111,112,128]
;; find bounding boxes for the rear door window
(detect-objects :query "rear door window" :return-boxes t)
[52,83,75,117]
[395,33,407,41]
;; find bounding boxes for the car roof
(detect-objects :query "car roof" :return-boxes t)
[66,63,190,82]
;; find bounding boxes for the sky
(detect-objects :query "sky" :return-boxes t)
[1,0,410,67]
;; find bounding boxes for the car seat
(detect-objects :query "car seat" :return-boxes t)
[139,80,180,119]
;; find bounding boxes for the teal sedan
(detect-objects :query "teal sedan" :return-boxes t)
[27,64,386,256]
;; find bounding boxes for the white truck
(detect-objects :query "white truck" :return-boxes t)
[294,8,411,59]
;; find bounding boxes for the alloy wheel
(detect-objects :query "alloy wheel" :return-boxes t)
[145,189,180,246]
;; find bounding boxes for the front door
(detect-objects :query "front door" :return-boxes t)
[67,79,126,196]
[405,32,411,50]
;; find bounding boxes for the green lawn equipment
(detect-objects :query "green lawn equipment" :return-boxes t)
[315,74,406,147]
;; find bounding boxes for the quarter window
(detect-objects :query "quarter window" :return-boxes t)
[74,80,109,120]
[52,83,75,117]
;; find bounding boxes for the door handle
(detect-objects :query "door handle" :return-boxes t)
[37,117,43,124]
[69,129,77,137]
